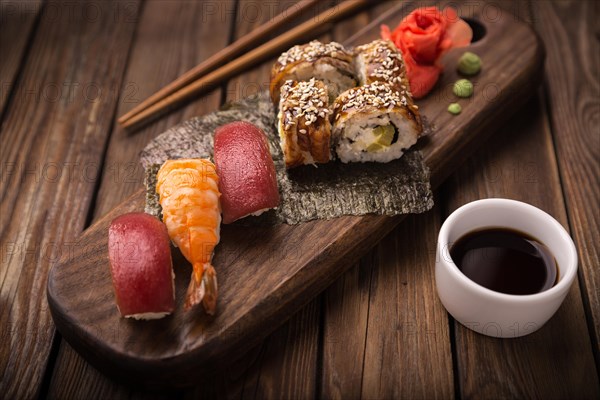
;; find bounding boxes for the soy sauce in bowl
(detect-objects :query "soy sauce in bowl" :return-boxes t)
[450,228,558,295]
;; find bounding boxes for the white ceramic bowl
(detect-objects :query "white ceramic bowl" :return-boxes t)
[436,198,577,338]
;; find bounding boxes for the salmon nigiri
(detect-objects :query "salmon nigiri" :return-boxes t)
[156,159,221,314]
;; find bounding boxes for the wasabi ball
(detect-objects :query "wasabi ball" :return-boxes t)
[448,103,462,115]
[457,52,482,76]
[453,79,473,98]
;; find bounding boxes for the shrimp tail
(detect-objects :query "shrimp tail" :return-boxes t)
[201,265,218,314]
[184,263,218,314]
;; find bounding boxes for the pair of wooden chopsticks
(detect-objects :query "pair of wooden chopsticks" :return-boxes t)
[118,0,371,130]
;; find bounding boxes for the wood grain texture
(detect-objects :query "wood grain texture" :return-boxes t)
[224,0,300,103]
[186,2,325,397]
[119,0,372,130]
[117,0,320,125]
[45,0,235,398]
[361,212,454,399]
[218,2,323,398]
[319,3,450,399]
[319,7,375,398]
[443,95,600,399]
[532,0,600,359]
[93,0,234,221]
[322,206,455,400]
[0,1,141,397]
[48,341,175,400]
[321,257,372,399]
[46,2,545,387]
[238,300,321,400]
[0,0,42,114]
[185,299,321,400]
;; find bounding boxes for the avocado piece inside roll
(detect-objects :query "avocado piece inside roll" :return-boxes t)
[332,82,422,163]
[367,125,395,152]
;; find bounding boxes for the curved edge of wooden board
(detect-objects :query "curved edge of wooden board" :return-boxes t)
[47,7,545,387]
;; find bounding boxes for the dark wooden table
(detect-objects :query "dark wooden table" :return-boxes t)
[1,0,598,398]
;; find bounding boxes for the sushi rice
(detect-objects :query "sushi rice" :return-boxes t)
[335,113,418,163]
[332,82,422,164]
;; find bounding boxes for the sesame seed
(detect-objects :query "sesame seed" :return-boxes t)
[276,40,352,72]
[280,78,330,131]
[333,82,415,115]
[355,40,410,92]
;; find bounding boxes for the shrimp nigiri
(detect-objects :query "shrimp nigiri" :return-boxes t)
[156,159,221,314]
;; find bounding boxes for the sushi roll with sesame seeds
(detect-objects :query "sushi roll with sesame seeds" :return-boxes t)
[277,78,332,168]
[332,82,422,163]
[270,41,357,105]
[354,40,411,94]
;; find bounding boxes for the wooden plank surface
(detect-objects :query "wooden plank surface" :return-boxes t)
[188,2,324,398]
[321,2,453,399]
[1,0,597,397]
[223,2,322,398]
[532,0,600,361]
[320,6,390,399]
[443,94,600,398]
[45,0,546,387]
[360,212,455,399]
[0,0,42,114]
[45,0,235,398]
[0,1,141,397]
[237,301,321,399]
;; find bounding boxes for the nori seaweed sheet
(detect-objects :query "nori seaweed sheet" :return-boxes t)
[140,92,433,225]
[144,164,162,218]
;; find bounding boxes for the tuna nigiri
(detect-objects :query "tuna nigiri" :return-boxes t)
[213,121,280,224]
[156,159,221,314]
[108,212,175,319]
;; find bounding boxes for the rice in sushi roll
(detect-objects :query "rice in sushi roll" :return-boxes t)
[270,40,356,104]
[354,39,410,94]
[332,82,422,163]
[277,78,332,168]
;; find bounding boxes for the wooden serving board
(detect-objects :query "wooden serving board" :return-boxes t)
[47,3,544,387]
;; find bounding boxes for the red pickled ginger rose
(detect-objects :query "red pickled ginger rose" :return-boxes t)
[381,7,472,98]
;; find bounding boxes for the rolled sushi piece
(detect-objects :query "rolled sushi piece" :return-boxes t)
[213,121,280,224]
[332,82,422,163]
[278,78,332,168]
[270,40,356,104]
[354,39,410,94]
[108,212,175,320]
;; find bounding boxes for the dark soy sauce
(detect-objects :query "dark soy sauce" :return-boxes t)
[450,228,558,295]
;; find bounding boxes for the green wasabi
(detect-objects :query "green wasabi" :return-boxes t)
[448,103,462,115]
[457,52,481,75]
[453,79,473,98]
